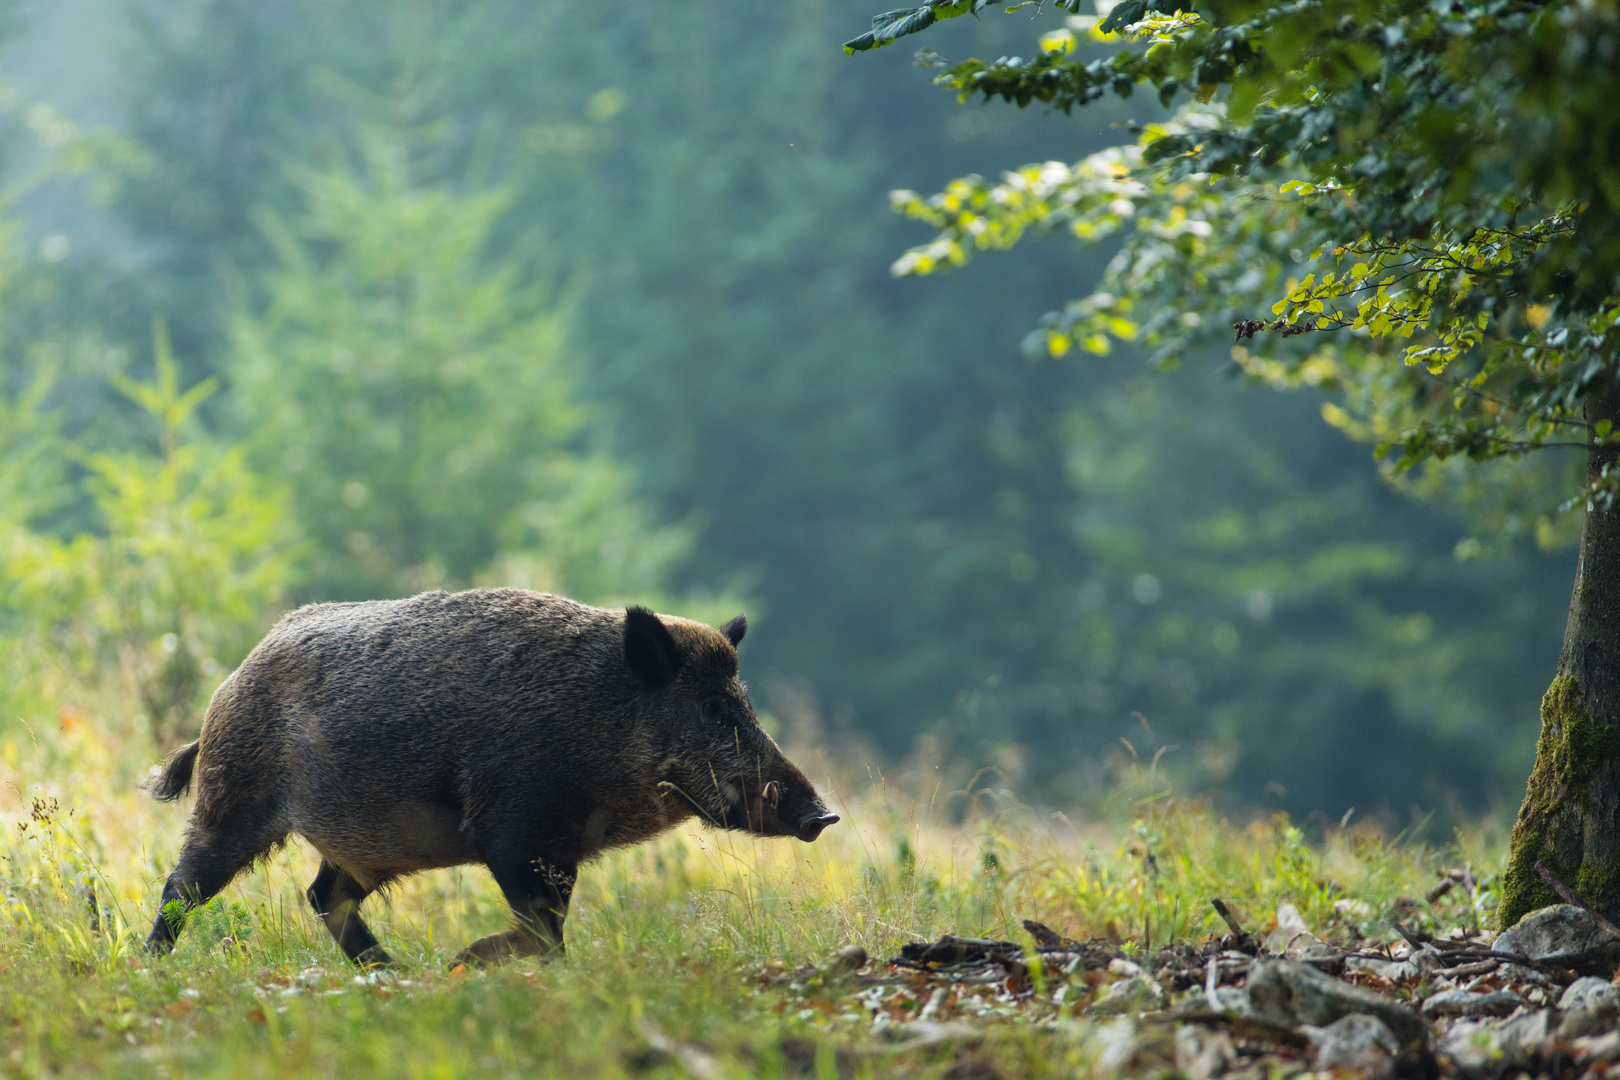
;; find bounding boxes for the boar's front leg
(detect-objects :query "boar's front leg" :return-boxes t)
[456,851,576,967]
[307,861,391,967]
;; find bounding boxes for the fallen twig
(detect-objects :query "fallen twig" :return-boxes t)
[1350,943,1576,981]
[1534,860,1620,939]
[1022,919,1078,948]
[1388,919,1435,954]
[1210,899,1244,937]
[1204,954,1224,1012]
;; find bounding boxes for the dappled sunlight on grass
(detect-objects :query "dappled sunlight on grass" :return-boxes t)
[0,716,1507,1077]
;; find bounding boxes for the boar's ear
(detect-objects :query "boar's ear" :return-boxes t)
[720,614,747,648]
[624,605,682,688]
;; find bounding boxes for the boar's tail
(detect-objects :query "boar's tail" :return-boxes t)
[146,740,201,802]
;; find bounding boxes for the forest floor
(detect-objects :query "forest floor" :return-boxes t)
[0,721,1516,1079]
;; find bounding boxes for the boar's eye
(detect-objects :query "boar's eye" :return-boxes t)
[700,700,721,724]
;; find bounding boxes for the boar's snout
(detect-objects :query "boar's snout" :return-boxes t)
[795,813,839,843]
[723,759,837,843]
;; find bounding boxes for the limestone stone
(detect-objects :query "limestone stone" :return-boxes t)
[1493,905,1620,976]
[1307,1014,1399,1079]
[1246,959,1424,1045]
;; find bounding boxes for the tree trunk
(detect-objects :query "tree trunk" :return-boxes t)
[1500,384,1620,928]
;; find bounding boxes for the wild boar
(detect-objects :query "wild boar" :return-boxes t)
[143,588,838,966]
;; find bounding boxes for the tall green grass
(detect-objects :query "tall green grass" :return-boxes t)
[0,717,1504,1078]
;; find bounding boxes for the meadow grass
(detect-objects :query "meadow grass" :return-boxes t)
[0,717,1506,1079]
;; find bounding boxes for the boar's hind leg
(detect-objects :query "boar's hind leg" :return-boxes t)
[307,861,391,967]
[455,853,576,967]
[146,816,283,953]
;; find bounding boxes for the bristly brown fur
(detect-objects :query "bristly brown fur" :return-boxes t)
[142,588,836,968]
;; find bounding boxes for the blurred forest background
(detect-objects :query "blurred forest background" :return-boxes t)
[0,0,1574,823]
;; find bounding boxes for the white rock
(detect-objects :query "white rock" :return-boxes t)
[1421,989,1524,1018]
[1334,899,1374,920]
[1557,975,1620,1038]
[1308,1013,1399,1079]
[1090,1018,1139,1076]
[1560,975,1620,1012]
[1344,955,1420,982]
[1493,905,1620,976]
[1266,902,1317,956]
[1175,1025,1235,1080]
[1092,975,1165,1016]
[1439,1009,1554,1079]
[1568,1029,1620,1065]
[1247,959,1424,1045]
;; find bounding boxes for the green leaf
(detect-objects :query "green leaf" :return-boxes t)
[845,0,1002,54]
[1098,0,1149,35]
[845,7,937,53]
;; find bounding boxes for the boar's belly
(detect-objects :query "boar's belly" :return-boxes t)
[296,801,475,878]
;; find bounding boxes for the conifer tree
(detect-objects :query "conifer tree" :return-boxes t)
[229,134,688,605]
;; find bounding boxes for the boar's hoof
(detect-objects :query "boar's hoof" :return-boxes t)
[355,945,393,969]
[796,813,840,842]
[455,929,564,968]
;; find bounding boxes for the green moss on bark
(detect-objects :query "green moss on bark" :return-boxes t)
[1499,676,1620,929]
[1575,858,1620,915]
[1500,835,1553,930]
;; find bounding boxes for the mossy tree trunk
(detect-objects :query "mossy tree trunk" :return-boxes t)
[1500,385,1620,928]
